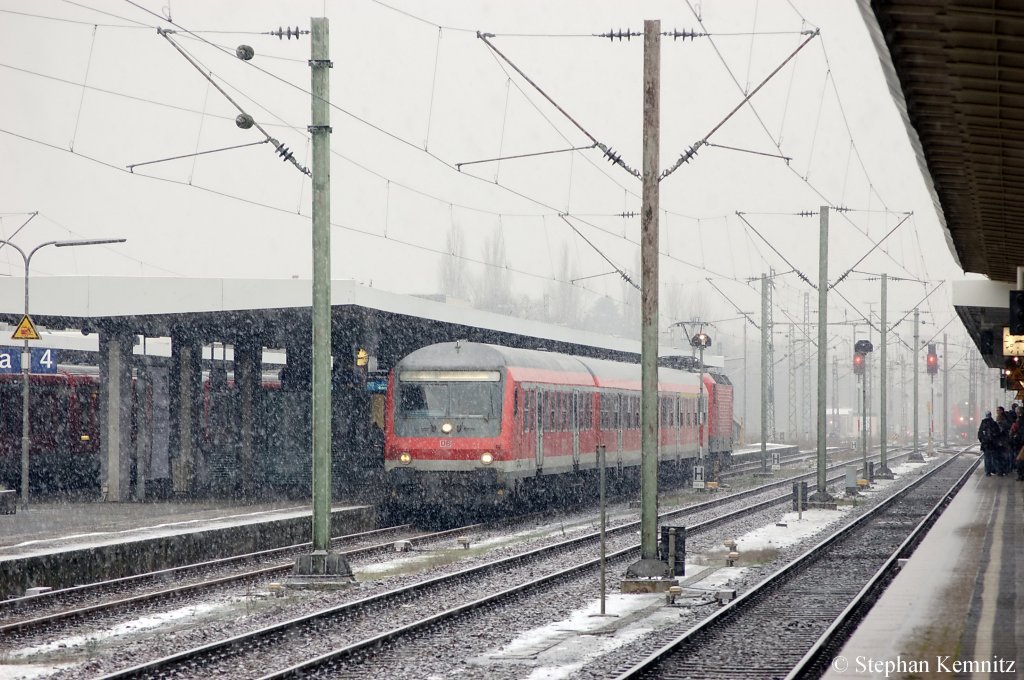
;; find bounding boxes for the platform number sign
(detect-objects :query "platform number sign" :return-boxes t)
[0,348,58,374]
[31,349,57,374]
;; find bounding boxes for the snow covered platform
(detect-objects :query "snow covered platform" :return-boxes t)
[822,453,1023,678]
[0,500,374,599]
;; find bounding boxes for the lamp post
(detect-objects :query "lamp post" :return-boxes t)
[0,237,126,503]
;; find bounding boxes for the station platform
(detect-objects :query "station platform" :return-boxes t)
[0,498,375,600]
[823,452,1023,678]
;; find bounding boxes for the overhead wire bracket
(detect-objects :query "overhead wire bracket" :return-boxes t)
[660,28,819,181]
[456,143,597,170]
[477,31,641,179]
[558,214,639,291]
[127,140,270,172]
[155,27,311,177]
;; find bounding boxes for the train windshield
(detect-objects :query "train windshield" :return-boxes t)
[395,370,502,436]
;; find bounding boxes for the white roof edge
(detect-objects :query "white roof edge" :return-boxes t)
[0,276,702,358]
[952,279,1013,308]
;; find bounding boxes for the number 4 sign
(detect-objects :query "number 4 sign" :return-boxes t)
[31,348,57,374]
[0,348,58,374]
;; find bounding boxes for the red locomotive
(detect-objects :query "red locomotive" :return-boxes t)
[383,341,734,517]
[0,370,101,491]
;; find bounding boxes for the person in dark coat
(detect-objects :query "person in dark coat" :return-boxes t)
[978,411,1000,477]
[995,407,1012,475]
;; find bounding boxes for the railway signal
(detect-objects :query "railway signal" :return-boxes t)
[853,352,865,375]
[1010,290,1024,335]
[926,344,938,375]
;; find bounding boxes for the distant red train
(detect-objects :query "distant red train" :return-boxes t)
[0,371,101,491]
[383,341,734,516]
[950,400,978,441]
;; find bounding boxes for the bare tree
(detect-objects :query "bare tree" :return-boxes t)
[476,225,512,314]
[546,243,580,326]
[438,221,468,301]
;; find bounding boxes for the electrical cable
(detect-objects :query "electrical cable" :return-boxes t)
[69,24,98,152]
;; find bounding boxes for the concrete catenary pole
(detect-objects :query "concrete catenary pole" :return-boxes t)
[638,18,661,565]
[310,17,333,556]
[878,273,893,477]
[812,206,831,502]
[761,272,769,471]
[296,18,351,581]
[743,320,748,443]
[911,308,922,460]
[943,332,948,447]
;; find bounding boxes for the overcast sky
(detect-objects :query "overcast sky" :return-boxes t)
[0,0,975,355]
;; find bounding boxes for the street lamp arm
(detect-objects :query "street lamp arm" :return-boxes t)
[0,239,28,265]
[5,235,126,504]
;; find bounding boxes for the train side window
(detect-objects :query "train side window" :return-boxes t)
[553,392,559,431]
[514,387,519,417]
[522,389,529,432]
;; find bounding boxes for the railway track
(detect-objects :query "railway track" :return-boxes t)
[0,444,881,640]
[82,449,921,679]
[0,524,474,637]
[611,448,977,680]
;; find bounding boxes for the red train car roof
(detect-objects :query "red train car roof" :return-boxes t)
[395,342,703,394]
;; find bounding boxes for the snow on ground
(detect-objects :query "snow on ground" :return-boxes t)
[712,506,853,554]
[479,592,679,680]
[481,485,885,678]
[7,600,230,660]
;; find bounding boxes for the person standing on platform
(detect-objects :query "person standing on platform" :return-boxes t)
[995,407,1012,475]
[978,411,1000,477]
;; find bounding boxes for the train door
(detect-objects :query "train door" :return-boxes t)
[674,395,681,458]
[615,393,623,464]
[571,391,580,469]
[535,389,544,470]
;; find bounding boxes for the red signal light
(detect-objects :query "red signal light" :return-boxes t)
[926,352,938,375]
[853,352,865,375]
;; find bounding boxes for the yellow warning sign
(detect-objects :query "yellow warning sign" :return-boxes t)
[11,315,40,341]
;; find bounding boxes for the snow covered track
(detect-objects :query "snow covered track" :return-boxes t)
[0,524,461,638]
[611,449,978,680]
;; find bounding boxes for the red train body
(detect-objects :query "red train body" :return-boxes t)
[384,341,734,514]
[0,371,102,491]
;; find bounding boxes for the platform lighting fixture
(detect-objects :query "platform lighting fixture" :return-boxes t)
[0,236,127,504]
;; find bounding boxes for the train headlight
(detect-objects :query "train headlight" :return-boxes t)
[480,452,494,465]
[399,452,412,465]
[441,422,453,434]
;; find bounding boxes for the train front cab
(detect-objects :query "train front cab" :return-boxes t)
[384,364,512,520]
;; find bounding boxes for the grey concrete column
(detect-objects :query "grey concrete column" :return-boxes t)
[235,337,261,496]
[99,331,134,502]
[134,363,152,501]
[170,335,202,495]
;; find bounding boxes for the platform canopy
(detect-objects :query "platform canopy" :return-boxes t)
[861,0,1024,365]
[0,276,724,370]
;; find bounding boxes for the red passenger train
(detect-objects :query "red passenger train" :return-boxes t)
[0,370,102,491]
[383,341,734,516]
